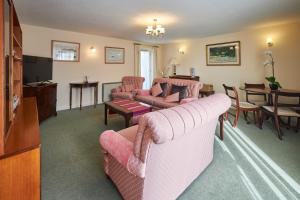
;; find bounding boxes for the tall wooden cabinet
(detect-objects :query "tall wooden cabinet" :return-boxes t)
[0,1,41,200]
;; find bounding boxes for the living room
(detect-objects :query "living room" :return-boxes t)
[0,0,300,200]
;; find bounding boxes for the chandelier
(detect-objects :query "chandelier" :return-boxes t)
[146,19,165,37]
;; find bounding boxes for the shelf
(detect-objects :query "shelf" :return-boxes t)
[13,34,22,49]
[13,56,22,62]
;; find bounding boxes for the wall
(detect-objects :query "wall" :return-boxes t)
[161,21,300,98]
[22,24,161,110]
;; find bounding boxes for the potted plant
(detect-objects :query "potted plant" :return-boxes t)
[264,51,281,90]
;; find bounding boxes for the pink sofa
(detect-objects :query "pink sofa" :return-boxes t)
[99,94,231,200]
[135,78,202,109]
[111,76,145,100]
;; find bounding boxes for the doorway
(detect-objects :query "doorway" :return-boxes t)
[139,49,154,89]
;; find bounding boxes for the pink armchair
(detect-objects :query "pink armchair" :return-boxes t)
[111,76,145,100]
[99,93,231,200]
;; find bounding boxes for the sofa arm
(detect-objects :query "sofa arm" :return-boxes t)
[100,130,133,167]
[111,86,122,94]
[180,97,198,104]
[136,89,151,96]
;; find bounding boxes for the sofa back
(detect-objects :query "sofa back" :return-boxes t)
[122,76,145,89]
[132,93,230,199]
[152,78,202,98]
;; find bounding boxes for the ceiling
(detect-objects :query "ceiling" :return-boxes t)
[14,0,300,44]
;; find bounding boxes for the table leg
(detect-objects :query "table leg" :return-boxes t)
[219,114,224,141]
[104,104,108,125]
[94,85,98,108]
[69,86,72,110]
[80,86,83,110]
[125,115,130,128]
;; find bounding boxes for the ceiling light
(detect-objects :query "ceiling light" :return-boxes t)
[146,19,165,37]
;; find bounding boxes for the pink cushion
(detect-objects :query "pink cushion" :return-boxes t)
[151,83,163,97]
[137,89,151,96]
[165,92,179,103]
[124,84,134,92]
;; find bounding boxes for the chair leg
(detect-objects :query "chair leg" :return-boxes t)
[253,111,256,124]
[233,109,239,128]
[243,111,250,124]
[274,116,283,140]
[259,111,264,129]
[225,112,229,121]
[296,117,300,133]
[287,117,291,130]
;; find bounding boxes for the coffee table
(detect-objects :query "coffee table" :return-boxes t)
[104,99,152,128]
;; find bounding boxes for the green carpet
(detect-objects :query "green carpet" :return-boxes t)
[40,105,300,200]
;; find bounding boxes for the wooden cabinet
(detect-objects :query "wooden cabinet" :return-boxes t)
[23,83,57,122]
[0,1,41,199]
[0,98,41,200]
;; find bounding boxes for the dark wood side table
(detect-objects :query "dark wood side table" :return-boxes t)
[199,89,215,97]
[169,75,200,81]
[69,82,98,110]
[199,84,215,97]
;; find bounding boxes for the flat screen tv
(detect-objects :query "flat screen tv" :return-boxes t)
[23,55,53,84]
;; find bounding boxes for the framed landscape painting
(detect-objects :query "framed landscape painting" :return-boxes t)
[51,40,80,62]
[206,41,241,66]
[105,47,125,64]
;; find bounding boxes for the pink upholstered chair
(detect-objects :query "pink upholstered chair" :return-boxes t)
[99,94,231,200]
[111,76,145,100]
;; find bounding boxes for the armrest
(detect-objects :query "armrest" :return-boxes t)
[180,97,198,104]
[136,89,151,96]
[100,130,133,167]
[111,86,122,93]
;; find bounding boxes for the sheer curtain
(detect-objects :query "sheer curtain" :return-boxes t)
[134,43,158,88]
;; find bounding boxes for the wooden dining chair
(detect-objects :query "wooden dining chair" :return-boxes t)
[244,83,267,106]
[260,90,300,140]
[223,84,260,127]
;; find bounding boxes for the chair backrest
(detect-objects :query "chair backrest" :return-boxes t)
[122,76,145,89]
[223,84,239,107]
[274,90,300,114]
[152,78,202,98]
[244,83,266,102]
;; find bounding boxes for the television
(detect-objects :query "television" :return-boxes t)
[23,55,53,84]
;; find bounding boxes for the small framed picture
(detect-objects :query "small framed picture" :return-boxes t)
[206,41,241,66]
[51,40,80,62]
[105,47,125,64]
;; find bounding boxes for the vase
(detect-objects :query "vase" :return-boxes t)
[269,83,278,90]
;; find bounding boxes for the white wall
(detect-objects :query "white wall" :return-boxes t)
[162,21,300,99]
[22,24,136,110]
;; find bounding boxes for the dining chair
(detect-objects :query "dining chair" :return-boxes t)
[244,83,267,106]
[260,90,300,140]
[223,84,260,127]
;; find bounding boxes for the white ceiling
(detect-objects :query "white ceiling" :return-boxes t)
[14,0,300,44]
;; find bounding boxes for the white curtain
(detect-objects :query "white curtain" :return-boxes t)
[134,43,158,76]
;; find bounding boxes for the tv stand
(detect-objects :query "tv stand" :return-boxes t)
[23,83,57,122]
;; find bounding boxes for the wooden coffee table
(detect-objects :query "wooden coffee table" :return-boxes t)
[104,99,152,128]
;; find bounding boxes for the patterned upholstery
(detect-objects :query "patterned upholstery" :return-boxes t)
[135,78,202,109]
[99,93,231,200]
[111,76,145,100]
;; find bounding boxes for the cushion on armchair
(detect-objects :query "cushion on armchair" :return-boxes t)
[151,83,163,97]
[171,85,187,101]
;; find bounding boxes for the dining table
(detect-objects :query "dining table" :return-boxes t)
[239,87,300,106]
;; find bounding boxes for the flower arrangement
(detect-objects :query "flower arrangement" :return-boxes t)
[264,50,281,90]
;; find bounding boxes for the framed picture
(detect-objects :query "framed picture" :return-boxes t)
[206,41,241,66]
[105,47,125,64]
[51,40,80,62]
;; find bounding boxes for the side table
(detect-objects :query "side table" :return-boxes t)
[70,81,98,110]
